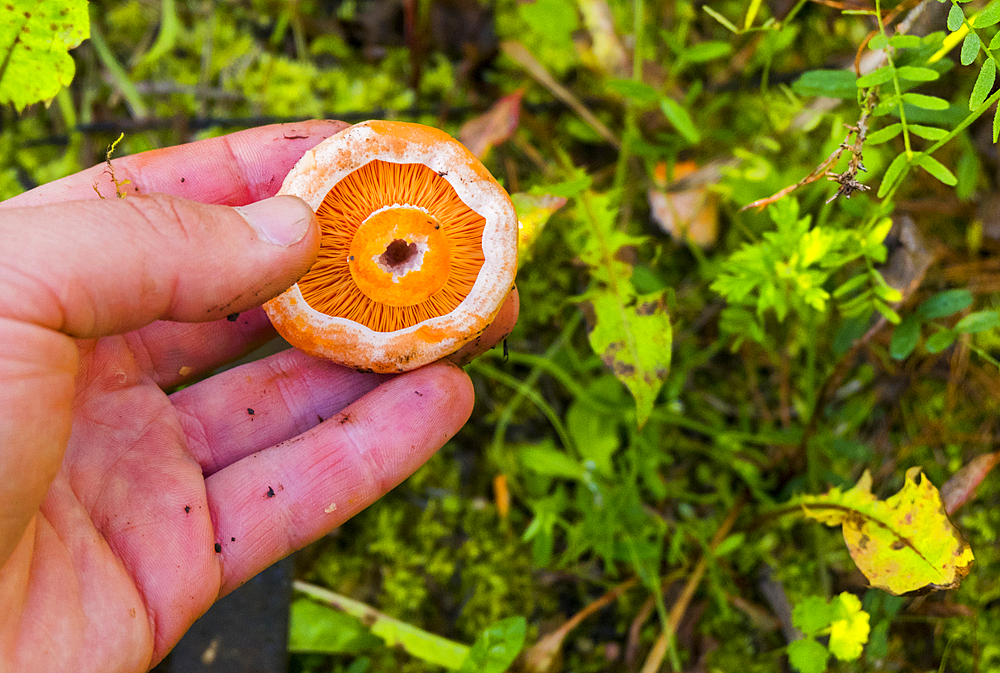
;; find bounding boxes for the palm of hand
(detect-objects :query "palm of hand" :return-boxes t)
[0,122,510,672]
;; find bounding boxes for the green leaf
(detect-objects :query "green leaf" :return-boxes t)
[907,124,948,140]
[889,34,922,49]
[567,398,619,475]
[586,290,672,428]
[970,59,996,110]
[901,92,950,110]
[895,66,940,82]
[961,32,981,66]
[519,444,585,479]
[919,289,973,319]
[977,0,1000,27]
[955,310,1000,333]
[660,97,700,144]
[138,0,179,65]
[991,30,1000,50]
[995,104,1000,143]
[793,69,858,98]
[947,4,965,31]
[0,0,90,111]
[289,598,382,654]
[794,469,975,595]
[926,329,957,353]
[856,65,895,87]
[917,154,958,185]
[607,79,659,104]
[702,5,738,33]
[890,315,922,359]
[869,33,889,50]
[457,617,527,673]
[792,596,833,635]
[294,583,470,668]
[878,153,910,198]
[788,638,829,673]
[683,40,733,63]
[866,123,903,144]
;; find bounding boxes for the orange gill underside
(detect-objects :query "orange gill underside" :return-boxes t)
[296,160,487,333]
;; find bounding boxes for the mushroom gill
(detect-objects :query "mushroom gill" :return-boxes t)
[296,159,486,333]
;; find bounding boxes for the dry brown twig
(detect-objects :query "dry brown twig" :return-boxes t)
[739,91,877,212]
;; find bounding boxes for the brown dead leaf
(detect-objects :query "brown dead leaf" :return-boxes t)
[941,451,1000,515]
[458,89,524,159]
[577,0,628,77]
[648,161,719,248]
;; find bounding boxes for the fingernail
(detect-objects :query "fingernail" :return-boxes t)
[235,196,314,247]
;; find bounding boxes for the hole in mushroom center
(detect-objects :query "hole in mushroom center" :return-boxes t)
[377,238,425,280]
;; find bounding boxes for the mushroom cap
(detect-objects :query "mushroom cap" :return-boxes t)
[263,120,518,373]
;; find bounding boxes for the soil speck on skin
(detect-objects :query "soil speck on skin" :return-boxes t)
[180,177,185,183]
[214,543,222,553]
[227,313,240,322]
[414,391,423,397]
[184,505,191,514]
[247,408,255,417]
[231,537,236,542]
[339,414,350,425]
[266,486,275,498]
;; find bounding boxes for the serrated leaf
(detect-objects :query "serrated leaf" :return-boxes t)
[961,32,981,65]
[918,154,958,185]
[457,617,527,673]
[856,65,895,87]
[788,638,829,673]
[793,69,858,98]
[955,310,1000,333]
[890,314,922,359]
[918,289,973,318]
[896,66,940,82]
[586,290,672,428]
[978,0,1000,27]
[902,92,950,110]
[926,329,957,353]
[660,96,700,144]
[907,124,948,140]
[0,0,90,111]
[795,468,975,595]
[970,59,996,110]
[866,123,903,144]
[878,153,910,198]
[948,3,965,31]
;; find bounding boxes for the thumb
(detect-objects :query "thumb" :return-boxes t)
[0,193,319,337]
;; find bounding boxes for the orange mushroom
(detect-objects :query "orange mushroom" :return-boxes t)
[263,120,518,373]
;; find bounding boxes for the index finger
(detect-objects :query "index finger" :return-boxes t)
[1,120,349,209]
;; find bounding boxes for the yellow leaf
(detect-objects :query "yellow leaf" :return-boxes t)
[796,468,974,595]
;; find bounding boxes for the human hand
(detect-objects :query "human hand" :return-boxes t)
[0,121,518,672]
